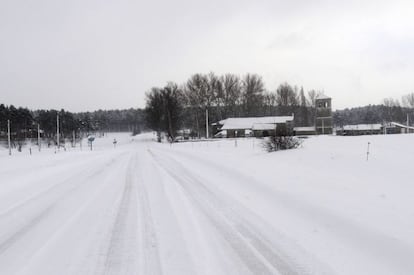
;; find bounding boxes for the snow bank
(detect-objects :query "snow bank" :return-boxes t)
[1,132,413,275]
[154,134,414,274]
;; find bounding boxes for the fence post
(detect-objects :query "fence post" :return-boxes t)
[38,123,41,152]
[7,120,11,156]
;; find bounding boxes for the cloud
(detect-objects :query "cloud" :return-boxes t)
[268,30,314,50]
[0,0,414,110]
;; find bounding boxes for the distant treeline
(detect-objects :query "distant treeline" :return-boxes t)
[2,73,413,143]
[0,104,145,142]
[334,105,414,126]
[145,72,414,140]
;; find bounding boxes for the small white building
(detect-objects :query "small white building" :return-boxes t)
[336,124,383,135]
[214,116,294,138]
[294,126,316,136]
[387,122,414,134]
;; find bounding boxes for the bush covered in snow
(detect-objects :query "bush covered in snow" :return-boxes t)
[262,136,302,152]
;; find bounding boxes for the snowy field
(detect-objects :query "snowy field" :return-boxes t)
[0,132,413,275]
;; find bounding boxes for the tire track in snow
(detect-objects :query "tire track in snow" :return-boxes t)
[135,157,163,275]
[149,149,303,275]
[0,151,106,180]
[0,207,52,255]
[103,153,162,275]
[0,153,126,257]
[158,148,414,274]
[0,154,122,218]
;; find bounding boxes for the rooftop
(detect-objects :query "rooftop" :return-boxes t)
[316,94,331,100]
[218,116,294,130]
[390,122,414,130]
[342,124,382,131]
[294,126,316,132]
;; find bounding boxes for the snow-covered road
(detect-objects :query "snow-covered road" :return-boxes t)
[0,133,413,274]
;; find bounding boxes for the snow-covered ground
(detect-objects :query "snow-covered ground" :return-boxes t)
[0,132,413,274]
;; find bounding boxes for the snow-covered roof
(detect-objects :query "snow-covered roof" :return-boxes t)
[342,124,382,131]
[214,130,227,137]
[390,122,414,130]
[294,126,316,132]
[316,94,331,100]
[218,116,294,130]
[177,129,191,134]
[252,123,277,130]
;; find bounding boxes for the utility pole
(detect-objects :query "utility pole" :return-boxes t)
[407,114,410,132]
[57,114,60,151]
[366,142,370,161]
[7,120,11,156]
[206,108,209,139]
[72,130,75,148]
[38,123,41,152]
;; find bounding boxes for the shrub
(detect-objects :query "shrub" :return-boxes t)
[263,136,302,152]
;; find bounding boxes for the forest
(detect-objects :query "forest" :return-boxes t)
[0,105,144,147]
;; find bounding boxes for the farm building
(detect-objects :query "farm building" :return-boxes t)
[214,130,227,138]
[176,129,192,140]
[384,122,414,134]
[214,116,294,138]
[336,122,414,136]
[336,124,382,136]
[294,126,317,136]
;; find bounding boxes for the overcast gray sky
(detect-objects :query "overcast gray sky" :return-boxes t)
[1,0,413,111]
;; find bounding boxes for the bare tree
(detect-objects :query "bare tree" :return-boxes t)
[219,74,241,118]
[382,97,402,123]
[262,92,277,115]
[299,87,308,107]
[185,73,220,137]
[298,87,309,126]
[274,83,299,118]
[145,83,183,142]
[402,93,414,108]
[162,83,184,141]
[207,72,223,120]
[276,83,298,107]
[307,90,323,107]
[241,74,265,116]
[145,87,164,142]
[185,74,211,108]
[383,97,400,107]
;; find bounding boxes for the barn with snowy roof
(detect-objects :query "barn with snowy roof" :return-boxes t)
[336,124,383,136]
[214,115,294,138]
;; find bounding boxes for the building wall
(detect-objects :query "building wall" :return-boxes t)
[295,130,316,136]
[338,129,382,136]
[315,98,333,134]
[253,129,276,137]
[226,129,246,138]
